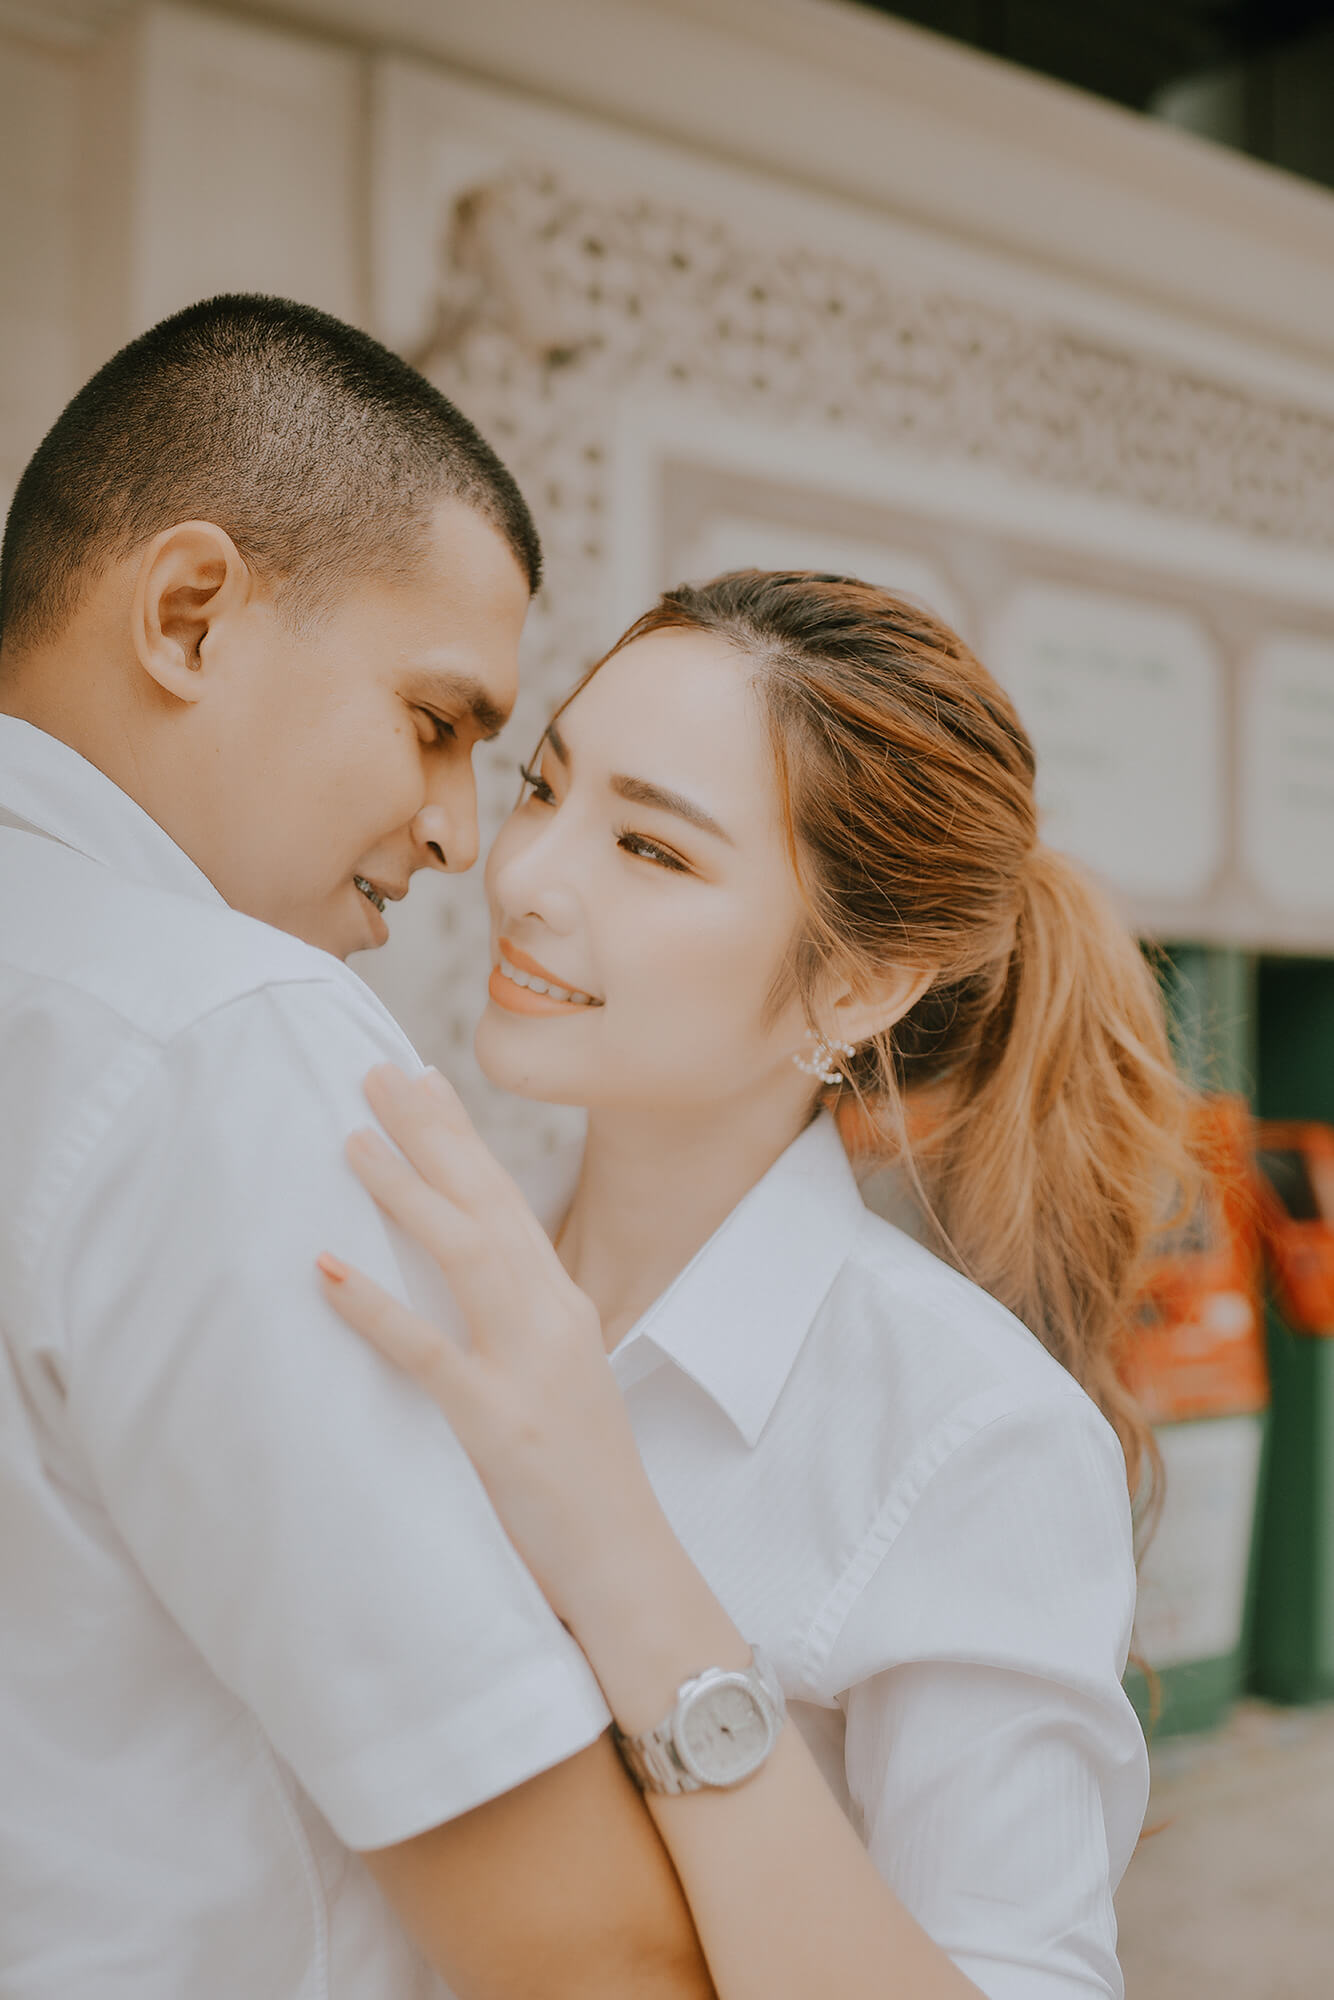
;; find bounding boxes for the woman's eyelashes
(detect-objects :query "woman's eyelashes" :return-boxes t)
[517,763,691,874]
[420,710,458,745]
[518,760,556,804]
[614,827,690,873]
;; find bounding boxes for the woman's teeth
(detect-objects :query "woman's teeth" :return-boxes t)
[353,875,386,914]
[498,953,596,1005]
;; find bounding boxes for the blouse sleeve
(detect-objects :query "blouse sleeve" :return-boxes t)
[821,1389,1149,2000]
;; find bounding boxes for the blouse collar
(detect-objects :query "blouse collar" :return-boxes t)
[518,1109,866,1447]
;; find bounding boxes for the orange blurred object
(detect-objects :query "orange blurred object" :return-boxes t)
[841,1088,1271,1425]
[835,1089,945,1160]
[1253,1122,1334,1332]
[1119,1095,1269,1426]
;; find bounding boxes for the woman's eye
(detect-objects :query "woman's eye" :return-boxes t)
[616,829,689,873]
[518,761,556,805]
[421,712,457,745]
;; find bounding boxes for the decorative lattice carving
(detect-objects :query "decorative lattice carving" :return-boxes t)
[400,161,1334,1159]
[425,165,1334,548]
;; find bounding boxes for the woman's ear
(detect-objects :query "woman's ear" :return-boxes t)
[826,961,935,1053]
[130,520,253,705]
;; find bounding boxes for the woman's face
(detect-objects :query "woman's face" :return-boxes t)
[476,627,818,1115]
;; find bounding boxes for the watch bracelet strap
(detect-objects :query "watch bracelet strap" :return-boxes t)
[610,1648,787,1796]
[611,1715,701,1794]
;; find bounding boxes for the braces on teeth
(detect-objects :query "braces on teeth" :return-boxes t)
[353,876,386,913]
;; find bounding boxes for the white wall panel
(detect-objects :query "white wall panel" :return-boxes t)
[0,33,81,501]
[80,3,363,362]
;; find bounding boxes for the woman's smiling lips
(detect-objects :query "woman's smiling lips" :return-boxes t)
[489,937,602,1016]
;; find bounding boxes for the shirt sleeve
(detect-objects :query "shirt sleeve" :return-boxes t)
[39,978,610,1852]
[824,1390,1149,2000]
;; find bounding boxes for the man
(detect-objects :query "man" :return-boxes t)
[0,295,713,1999]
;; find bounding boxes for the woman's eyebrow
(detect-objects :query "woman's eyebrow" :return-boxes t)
[610,774,734,844]
[543,722,733,843]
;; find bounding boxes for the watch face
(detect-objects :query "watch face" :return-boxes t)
[675,1676,775,1787]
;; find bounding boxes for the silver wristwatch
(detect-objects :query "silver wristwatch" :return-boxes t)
[611,1649,787,1794]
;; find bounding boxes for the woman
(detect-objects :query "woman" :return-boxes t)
[316,572,1187,2000]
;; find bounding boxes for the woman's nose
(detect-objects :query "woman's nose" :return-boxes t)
[489,819,582,934]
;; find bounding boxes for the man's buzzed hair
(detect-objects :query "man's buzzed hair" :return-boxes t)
[0,293,541,656]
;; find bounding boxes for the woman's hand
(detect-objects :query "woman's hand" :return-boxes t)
[319,1071,982,2000]
[316,1063,671,1631]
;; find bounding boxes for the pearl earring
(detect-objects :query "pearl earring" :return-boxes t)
[792,1032,857,1087]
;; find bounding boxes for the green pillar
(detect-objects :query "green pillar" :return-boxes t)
[1255,958,1334,1124]
[1125,946,1264,1735]
[1249,953,1334,1703]
[1157,944,1256,1099]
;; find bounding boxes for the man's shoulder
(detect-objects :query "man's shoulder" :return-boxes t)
[0,828,389,1050]
[0,837,420,1302]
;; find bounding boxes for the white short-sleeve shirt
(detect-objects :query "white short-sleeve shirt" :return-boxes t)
[520,1117,1150,2000]
[0,719,610,2000]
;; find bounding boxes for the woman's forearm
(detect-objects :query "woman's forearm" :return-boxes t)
[564,1505,982,2000]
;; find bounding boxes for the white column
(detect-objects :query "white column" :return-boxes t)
[79,1,364,374]
[0,29,81,501]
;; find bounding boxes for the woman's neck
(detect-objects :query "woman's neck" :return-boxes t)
[558,1088,819,1353]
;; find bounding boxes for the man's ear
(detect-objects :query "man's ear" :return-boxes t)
[130,520,254,705]
[824,960,935,1053]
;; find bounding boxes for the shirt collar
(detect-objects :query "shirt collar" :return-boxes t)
[0,716,226,906]
[518,1110,866,1448]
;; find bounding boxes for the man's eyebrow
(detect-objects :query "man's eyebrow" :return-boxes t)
[610,774,734,844]
[412,671,510,741]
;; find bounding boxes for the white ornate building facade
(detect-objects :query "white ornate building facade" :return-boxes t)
[3,0,1334,1162]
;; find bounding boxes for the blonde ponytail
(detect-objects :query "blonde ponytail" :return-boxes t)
[907,847,1191,1507]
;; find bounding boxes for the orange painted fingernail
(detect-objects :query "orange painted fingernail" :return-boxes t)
[316,1253,348,1283]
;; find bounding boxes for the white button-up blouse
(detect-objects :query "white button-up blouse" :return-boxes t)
[520,1116,1149,2000]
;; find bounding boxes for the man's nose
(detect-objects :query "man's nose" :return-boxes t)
[411,795,479,875]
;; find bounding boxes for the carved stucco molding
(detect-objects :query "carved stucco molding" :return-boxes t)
[419,162,1334,554]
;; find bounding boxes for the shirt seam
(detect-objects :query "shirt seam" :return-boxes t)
[255,1721,331,2000]
[8,1032,162,1345]
[796,1380,1086,1691]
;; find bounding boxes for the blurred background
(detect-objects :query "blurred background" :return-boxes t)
[2,1,1333,1992]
